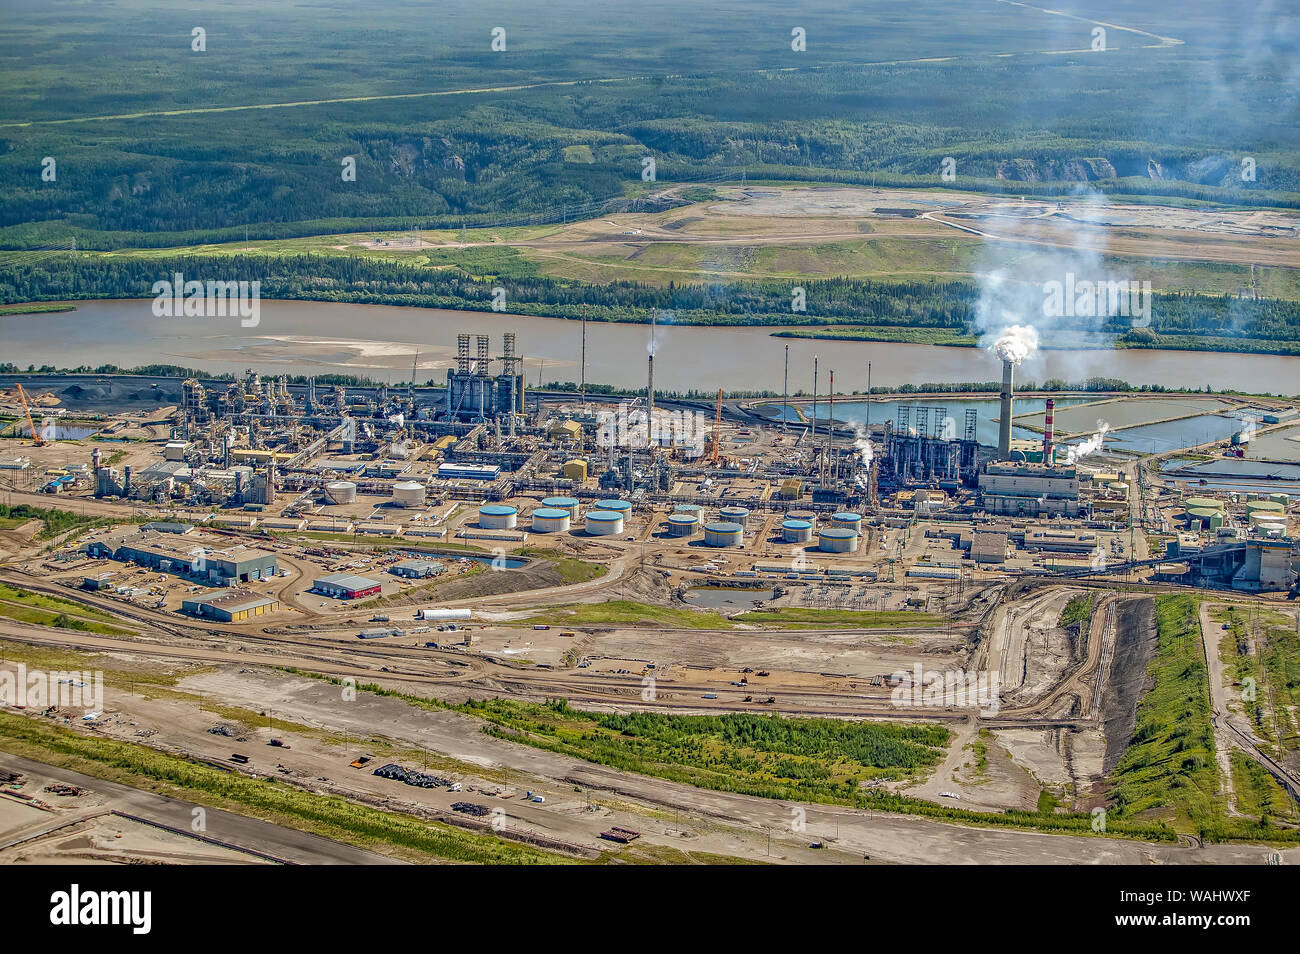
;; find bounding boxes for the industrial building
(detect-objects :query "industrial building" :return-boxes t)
[444,333,526,422]
[313,573,383,599]
[438,462,501,481]
[971,530,1009,564]
[182,588,280,622]
[86,528,277,585]
[980,461,1081,517]
[880,405,982,487]
[389,559,445,578]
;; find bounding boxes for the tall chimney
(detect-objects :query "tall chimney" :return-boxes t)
[647,352,655,426]
[997,359,1014,460]
[1042,398,1055,465]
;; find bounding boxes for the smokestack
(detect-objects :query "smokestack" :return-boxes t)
[647,352,655,425]
[1042,398,1055,465]
[998,359,1014,460]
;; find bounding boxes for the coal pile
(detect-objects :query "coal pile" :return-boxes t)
[451,802,490,817]
[373,763,451,789]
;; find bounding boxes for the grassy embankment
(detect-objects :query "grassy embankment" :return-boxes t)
[0,503,111,540]
[516,599,939,630]
[287,670,1177,842]
[1109,595,1300,842]
[0,583,135,637]
[1211,604,1300,765]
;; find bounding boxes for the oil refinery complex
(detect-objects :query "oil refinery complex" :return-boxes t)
[1,330,1299,865]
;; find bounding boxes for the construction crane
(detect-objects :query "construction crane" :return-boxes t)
[14,384,45,447]
[710,388,723,465]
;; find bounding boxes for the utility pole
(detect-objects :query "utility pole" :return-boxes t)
[812,355,819,443]
[865,360,872,436]
[783,344,789,433]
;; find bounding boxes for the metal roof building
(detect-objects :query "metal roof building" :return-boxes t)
[182,588,280,622]
[314,573,383,599]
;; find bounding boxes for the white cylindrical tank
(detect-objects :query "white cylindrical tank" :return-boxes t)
[831,512,862,530]
[418,608,472,621]
[782,519,813,543]
[392,481,426,508]
[324,480,357,504]
[719,506,750,526]
[541,496,580,519]
[704,521,744,548]
[667,513,699,537]
[818,528,860,552]
[585,510,624,536]
[479,504,518,529]
[532,507,571,533]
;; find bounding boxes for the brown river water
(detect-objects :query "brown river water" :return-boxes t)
[3,299,1297,395]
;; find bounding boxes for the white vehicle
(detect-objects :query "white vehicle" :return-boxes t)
[938,791,961,800]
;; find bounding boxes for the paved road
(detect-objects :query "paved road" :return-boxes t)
[0,752,405,865]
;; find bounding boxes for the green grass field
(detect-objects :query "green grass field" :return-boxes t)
[1109,595,1299,842]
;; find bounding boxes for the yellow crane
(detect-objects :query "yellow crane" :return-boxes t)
[14,383,45,447]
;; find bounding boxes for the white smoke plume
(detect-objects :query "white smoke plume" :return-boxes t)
[1066,420,1111,463]
[989,323,1040,366]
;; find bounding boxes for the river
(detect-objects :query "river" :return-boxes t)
[3,299,1298,395]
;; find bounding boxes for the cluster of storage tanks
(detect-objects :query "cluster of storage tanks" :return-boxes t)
[1183,494,1291,535]
[475,497,636,535]
[468,498,870,551]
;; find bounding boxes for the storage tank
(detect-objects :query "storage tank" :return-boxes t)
[788,509,818,524]
[719,506,750,527]
[674,503,703,517]
[595,499,633,514]
[324,480,357,505]
[1185,496,1224,512]
[478,504,518,530]
[532,507,571,533]
[830,511,862,530]
[417,608,472,621]
[541,496,580,519]
[782,519,813,543]
[391,480,427,508]
[1246,500,1285,518]
[1269,493,1290,507]
[667,513,699,537]
[818,528,860,552]
[703,521,744,548]
[585,510,624,536]
[1249,509,1286,528]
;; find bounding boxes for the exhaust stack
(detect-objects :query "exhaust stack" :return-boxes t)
[998,359,1014,460]
[1042,398,1055,464]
